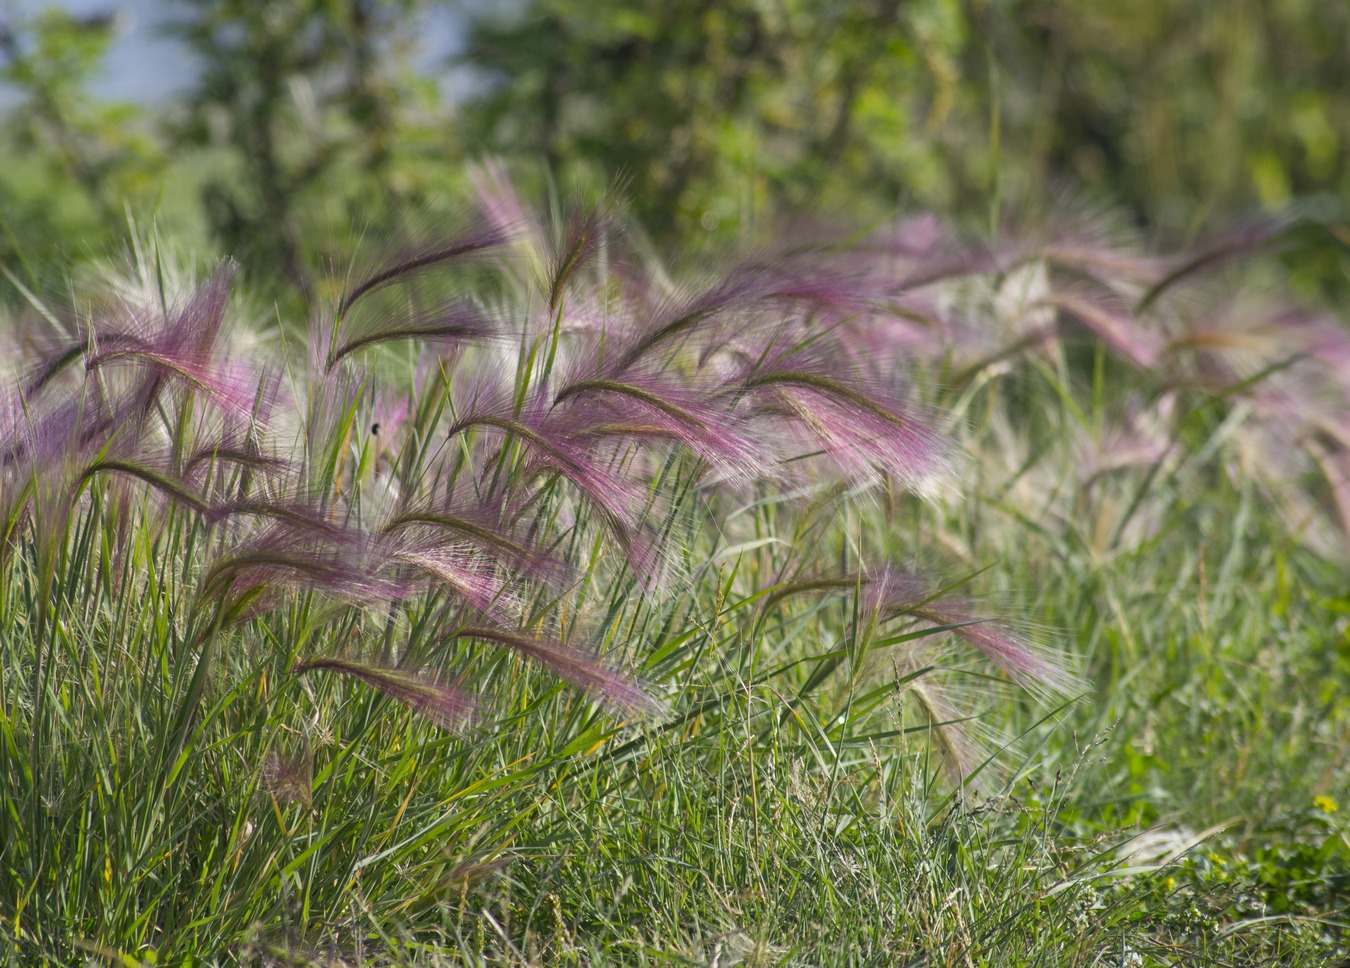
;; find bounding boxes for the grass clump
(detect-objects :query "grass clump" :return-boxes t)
[1,184,1346,964]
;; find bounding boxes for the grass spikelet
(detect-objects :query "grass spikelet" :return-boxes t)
[291,656,477,730]
[454,625,659,716]
[337,219,509,316]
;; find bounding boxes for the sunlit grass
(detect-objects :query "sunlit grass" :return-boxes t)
[1,190,1346,965]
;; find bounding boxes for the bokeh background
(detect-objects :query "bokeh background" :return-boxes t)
[2,0,1347,302]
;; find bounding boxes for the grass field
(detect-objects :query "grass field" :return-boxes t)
[1,187,1346,965]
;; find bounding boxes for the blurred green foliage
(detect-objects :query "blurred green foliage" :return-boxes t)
[0,0,1347,294]
[165,0,440,288]
[462,0,972,237]
[0,8,164,269]
[995,0,1350,228]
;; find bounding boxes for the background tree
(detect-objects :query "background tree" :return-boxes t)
[0,8,162,271]
[165,0,435,292]
[458,0,1349,289]
[1,0,1346,293]
[988,0,1350,229]
[460,0,971,238]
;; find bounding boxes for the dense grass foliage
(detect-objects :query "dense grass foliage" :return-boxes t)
[1,185,1347,964]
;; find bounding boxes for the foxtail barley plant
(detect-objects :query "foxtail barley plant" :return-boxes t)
[9,175,1340,959]
[0,176,1084,956]
[853,207,1350,561]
